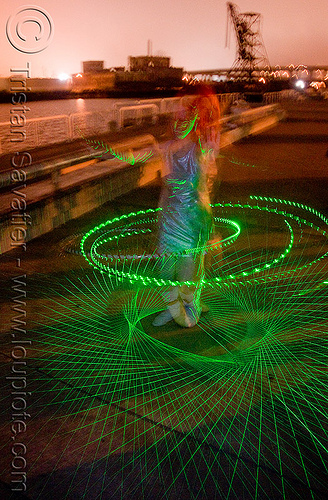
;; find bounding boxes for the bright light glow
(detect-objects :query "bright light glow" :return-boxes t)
[58,73,70,81]
[212,75,227,82]
[295,80,305,89]
[76,73,83,78]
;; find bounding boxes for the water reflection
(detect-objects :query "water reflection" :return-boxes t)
[0,98,135,122]
[76,98,86,113]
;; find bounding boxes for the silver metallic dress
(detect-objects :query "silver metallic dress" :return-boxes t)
[158,141,213,255]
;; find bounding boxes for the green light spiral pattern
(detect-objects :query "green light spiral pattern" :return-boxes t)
[18,196,328,499]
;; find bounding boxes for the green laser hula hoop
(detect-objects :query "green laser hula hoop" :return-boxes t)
[80,198,328,288]
[81,209,241,281]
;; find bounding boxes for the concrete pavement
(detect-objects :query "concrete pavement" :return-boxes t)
[1,99,328,499]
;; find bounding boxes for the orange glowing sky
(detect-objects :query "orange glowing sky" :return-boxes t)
[1,0,327,78]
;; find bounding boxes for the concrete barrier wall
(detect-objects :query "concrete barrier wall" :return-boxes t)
[220,107,284,148]
[0,156,162,255]
[262,89,325,103]
[0,104,284,254]
[0,94,242,155]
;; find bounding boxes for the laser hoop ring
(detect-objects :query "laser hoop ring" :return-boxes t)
[80,198,328,289]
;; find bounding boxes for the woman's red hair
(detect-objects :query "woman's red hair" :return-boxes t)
[173,84,221,147]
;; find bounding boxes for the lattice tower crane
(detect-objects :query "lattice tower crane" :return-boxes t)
[226,2,270,79]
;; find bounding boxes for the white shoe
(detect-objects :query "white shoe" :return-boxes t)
[184,303,199,326]
[152,309,173,326]
[170,301,198,328]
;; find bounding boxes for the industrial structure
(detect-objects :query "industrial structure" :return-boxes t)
[129,55,171,71]
[82,61,105,73]
[226,2,270,79]
[71,53,183,94]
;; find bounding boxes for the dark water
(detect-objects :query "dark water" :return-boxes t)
[0,97,139,122]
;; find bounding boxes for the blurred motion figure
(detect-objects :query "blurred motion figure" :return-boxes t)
[153,87,221,327]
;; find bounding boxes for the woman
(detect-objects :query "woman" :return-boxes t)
[153,87,221,327]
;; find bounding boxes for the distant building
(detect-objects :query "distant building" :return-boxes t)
[72,61,115,92]
[1,77,72,93]
[71,55,184,93]
[82,61,104,73]
[109,66,125,72]
[72,71,115,92]
[129,56,170,72]
[115,67,183,86]
[113,55,184,87]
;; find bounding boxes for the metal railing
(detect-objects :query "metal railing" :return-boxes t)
[116,104,159,129]
[0,93,278,155]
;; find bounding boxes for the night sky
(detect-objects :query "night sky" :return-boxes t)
[1,0,327,78]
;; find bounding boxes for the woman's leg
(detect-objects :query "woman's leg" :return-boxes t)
[152,254,176,326]
[174,254,202,327]
[177,253,208,322]
[152,254,198,328]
